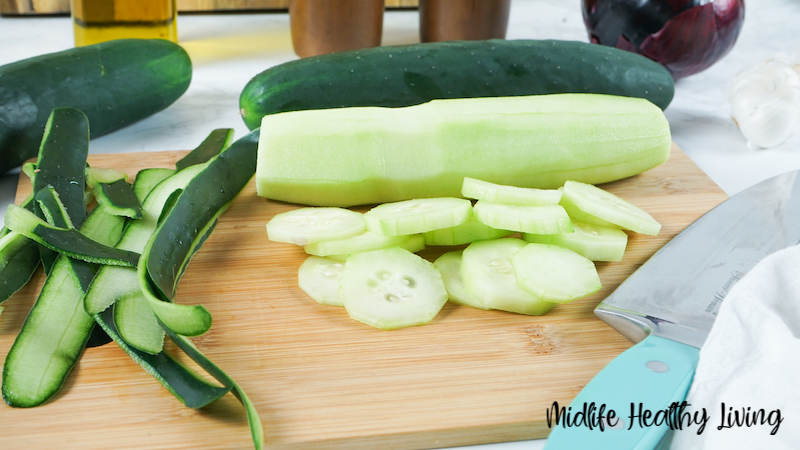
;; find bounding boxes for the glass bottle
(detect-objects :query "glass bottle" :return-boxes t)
[70,0,178,47]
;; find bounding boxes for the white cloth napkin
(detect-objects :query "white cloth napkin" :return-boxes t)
[667,244,800,449]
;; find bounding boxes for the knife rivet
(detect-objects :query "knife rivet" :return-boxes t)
[646,360,669,373]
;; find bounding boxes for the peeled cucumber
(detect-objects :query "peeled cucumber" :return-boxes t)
[256,93,671,207]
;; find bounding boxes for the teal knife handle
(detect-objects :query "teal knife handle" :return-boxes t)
[544,335,699,450]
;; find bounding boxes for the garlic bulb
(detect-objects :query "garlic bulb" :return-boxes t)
[728,54,800,149]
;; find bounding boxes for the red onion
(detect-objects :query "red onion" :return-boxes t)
[582,0,746,79]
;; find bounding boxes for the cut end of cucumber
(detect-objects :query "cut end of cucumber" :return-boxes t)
[340,247,448,330]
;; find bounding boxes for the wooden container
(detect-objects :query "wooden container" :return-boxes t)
[289,0,384,58]
[419,0,510,42]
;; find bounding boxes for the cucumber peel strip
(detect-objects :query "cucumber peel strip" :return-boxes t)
[85,166,127,188]
[144,129,259,300]
[4,203,140,267]
[133,168,175,204]
[95,309,231,409]
[2,205,125,407]
[32,108,90,274]
[175,128,235,172]
[0,231,40,306]
[163,325,264,449]
[34,187,100,293]
[2,255,96,407]
[94,179,143,219]
[84,165,205,317]
[0,191,39,304]
[21,162,37,183]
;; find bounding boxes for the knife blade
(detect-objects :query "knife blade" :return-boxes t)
[545,169,800,449]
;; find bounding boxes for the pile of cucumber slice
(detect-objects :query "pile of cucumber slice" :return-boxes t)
[267,177,661,330]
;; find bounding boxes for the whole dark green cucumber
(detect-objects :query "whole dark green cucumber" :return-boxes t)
[239,39,674,130]
[0,39,192,174]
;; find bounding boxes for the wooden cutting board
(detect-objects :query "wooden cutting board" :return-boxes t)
[0,143,726,449]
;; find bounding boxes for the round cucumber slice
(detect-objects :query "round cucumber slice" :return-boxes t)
[364,197,472,236]
[523,221,628,262]
[512,243,602,304]
[473,201,573,235]
[423,216,512,246]
[561,181,661,235]
[305,231,411,257]
[461,177,562,206]
[266,207,365,246]
[460,238,556,316]
[433,250,488,310]
[298,256,345,306]
[339,247,448,330]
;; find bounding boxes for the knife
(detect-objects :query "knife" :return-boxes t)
[544,170,800,449]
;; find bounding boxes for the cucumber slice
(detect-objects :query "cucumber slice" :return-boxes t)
[523,221,628,262]
[267,207,366,246]
[461,177,562,206]
[559,194,619,228]
[339,247,448,330]
[433,250,488,310]
[561,180,661,235]
[423,216,511,246]
[298,256,345,306]
[512,243,602,303]
[460,238,556,315]
[323,234,426,262]
[473,201,573,235]
[364,197,472,236]
[304,231,411,257]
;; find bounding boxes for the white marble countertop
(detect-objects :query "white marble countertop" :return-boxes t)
[1,0,798,449]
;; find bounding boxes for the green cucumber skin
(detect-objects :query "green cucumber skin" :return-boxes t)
[147,129,259,300]
[96,179,143,219]
[2,257,95,407]
[94,309,230,409]
[2,207,124,408]
[240,39,674,129]
[33,109,90,229]
[0,234,39,304]
[0,39,192,174]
